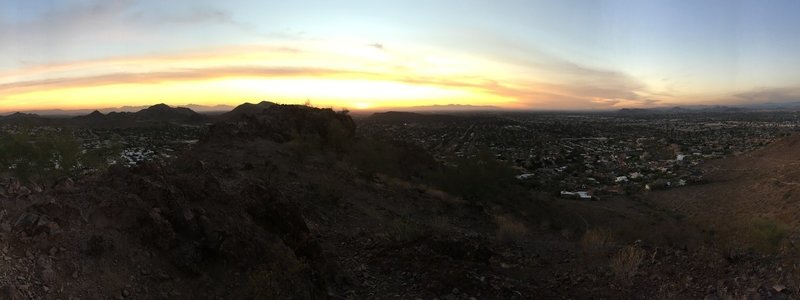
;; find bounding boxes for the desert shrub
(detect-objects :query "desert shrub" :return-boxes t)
[248,261,314,300]
[0,127,91,185]
[388,218,426,243]
[426,215,453,235]
[611,246,646,281]
[347,138,436,179]
[581,228,616,255]
[654,283,682,300]
[427,149,519,203]
[247,242,322,300]
[286,133,322,161]
[494,215,528,242]
[323,117,353,158]
[748,219,787,252]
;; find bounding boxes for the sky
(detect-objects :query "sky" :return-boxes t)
[1,0,800,112]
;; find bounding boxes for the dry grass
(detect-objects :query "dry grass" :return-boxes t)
[746,219,787,252]
[422,185,465,204]
[494,215,528,242]
[388,218,426,243]
[382,175,414,190]
[380,175,465,205]
[611,246,646,282]
[581,228,616,255]
[247,243,317,300]
[425,215,454,235]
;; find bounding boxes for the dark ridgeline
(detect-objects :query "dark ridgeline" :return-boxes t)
[69,103,211,127]
[218,100,276,120]
[0,112,52,126]
[0,101,284,128]
[0,103,219,128]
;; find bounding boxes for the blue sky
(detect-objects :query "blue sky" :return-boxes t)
[1,0,799,110]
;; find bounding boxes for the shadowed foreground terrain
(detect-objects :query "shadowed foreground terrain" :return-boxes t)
[0,104,798,299]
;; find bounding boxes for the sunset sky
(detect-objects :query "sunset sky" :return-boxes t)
[2,0,800,112]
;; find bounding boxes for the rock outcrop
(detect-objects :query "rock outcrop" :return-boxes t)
[0,104,348,299]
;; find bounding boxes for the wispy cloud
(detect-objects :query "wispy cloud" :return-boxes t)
[0,0,265,69]
[0,66,362,96]
[0,45,302,80]
[427,31,667,108]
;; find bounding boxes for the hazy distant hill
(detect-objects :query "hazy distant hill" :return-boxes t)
[363,111,462,123]
[0,109,97,117]
[401,104,501,111]
[362,104,501,113]
[615,102,800,114]
[740,101,800,110]
[0,104,236,116]
[363,111,522,127]
[181,104,235,113]
[618,105,753,115]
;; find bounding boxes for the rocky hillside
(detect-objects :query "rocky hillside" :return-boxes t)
[0,105,340,299]
[650,133,800,245]
[1,104,798,299]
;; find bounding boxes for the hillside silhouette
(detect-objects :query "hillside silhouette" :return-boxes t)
[218,101,276,120]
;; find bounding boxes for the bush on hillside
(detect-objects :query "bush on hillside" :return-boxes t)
[426,149,519,203]
[611,246,646,282]
[0,128,104,185]
[581,228,617,256]
[494,215,528,242]
[747,219,787,252]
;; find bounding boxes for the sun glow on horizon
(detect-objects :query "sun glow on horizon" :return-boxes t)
[353,102,372,110]
[1,76,516,112]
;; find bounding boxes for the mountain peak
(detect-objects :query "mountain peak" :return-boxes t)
[219,101,276,120]
[146,103,172,110]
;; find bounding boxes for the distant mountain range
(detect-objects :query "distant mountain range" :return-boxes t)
[617,105,750,114]
[358,104,503,113]
[403,104,502,111]
[618,102,800,114]
[363,111,465,123]
[0,103,235,117]
[0,102,276,128]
